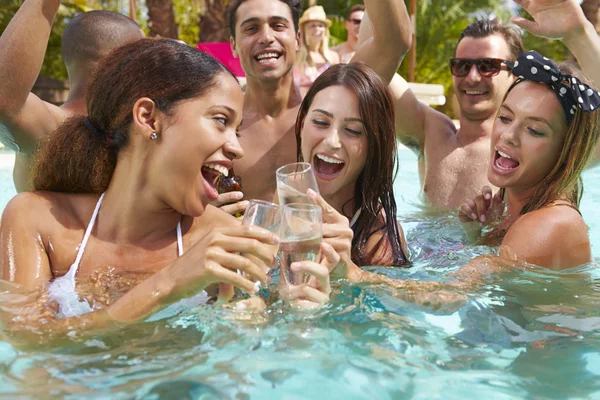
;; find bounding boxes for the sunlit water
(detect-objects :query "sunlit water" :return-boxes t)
[0,148,600,399]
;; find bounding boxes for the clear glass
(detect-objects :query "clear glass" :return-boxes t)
[241,200,281,279]
[275,162,320,205]
[278,203,322,285]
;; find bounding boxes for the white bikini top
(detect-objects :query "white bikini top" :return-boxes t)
[47,193,208,319]
[349,208,362,229]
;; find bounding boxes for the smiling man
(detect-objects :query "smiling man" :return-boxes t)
[225,0,411,203]
[389,20,524,210]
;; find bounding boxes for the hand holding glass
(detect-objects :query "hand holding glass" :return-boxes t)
[279,203,322,285]
[241,200,281,277]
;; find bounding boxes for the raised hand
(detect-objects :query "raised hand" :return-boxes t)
[306,188,362,281]
[510,0,588,40]
[458,186,504,224]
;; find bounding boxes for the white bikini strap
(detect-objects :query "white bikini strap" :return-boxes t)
[349,208,362,229]
[71,193,105,273]
[176,221,183,257]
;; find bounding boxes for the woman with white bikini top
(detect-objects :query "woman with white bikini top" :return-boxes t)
[1,39,336,340]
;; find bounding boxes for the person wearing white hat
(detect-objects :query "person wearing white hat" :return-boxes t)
[294,5,340,92]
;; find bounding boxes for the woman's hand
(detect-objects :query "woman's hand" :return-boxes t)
[167,225,278,300]
[458,186,504,224]
[510,0,588,41]
[212,191,248,217]
[279,242,339,309]
[307,189,363,281]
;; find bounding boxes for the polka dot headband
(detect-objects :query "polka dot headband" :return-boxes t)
[512,50,600,124]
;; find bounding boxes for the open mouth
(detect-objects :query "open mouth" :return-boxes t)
[201,163,229,200]
[313,154,344,179]
[493,149,520,172]
[464,90,488,96]
[255,50,282,66]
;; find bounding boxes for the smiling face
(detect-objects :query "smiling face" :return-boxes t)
[488,81,568,194]
[152,73,245,217]
[304,21,326,44]
[344,10,363,42]
[300,85,368,199]
[453,34,515,121]
[230,0,299,82]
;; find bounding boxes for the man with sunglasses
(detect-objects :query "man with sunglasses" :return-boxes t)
[389,19,524,210]
[332,5,365,63]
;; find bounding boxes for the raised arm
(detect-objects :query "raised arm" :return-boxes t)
[511,0,600,86]
[355,10,452,154]
[350,0,412,85]
[0,0,66,154]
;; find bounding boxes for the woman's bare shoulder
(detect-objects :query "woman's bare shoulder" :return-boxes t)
[3,191,100,232]
[502,205,590,269]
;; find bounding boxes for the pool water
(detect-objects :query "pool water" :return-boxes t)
[1,148,600,399]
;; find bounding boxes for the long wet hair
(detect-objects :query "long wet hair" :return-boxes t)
[33,38,235,193]
[295,62,409,266]
[499,61,600,215]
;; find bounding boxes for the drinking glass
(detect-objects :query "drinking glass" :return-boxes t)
[278,203,322,285]
[241,200,281,280]
[275,162,319,205]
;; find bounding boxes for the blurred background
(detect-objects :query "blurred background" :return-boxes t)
[1,0,598,118]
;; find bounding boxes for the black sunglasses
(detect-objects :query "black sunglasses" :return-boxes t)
[347,18,362,25]
[449,58,513,78]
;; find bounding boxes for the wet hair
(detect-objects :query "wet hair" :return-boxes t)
[346,4,365,20]
[499,61,600,215]
[227,0,302,39]
[295,63,409,266]
[457,19,524,62]
[33,38,236,193]
[62,10,143,67]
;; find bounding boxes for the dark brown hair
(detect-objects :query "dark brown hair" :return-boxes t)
[500,61,600,215]
[346,4,365,20]
[33,38,235,193]
[457,19,524,62]
[295,62,409,267]
[227,0,302,39]
[62,10,143,67]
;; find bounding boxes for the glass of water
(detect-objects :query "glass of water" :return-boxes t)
[276,162,319,205]
[241,200,282,274]
[278,203,322,285]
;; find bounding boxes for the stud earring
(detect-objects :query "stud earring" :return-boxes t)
[150,132,158,140]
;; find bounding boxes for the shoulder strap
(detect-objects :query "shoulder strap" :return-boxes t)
[70,193,105,274]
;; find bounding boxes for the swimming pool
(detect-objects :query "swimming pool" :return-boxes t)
[0,148,599,399]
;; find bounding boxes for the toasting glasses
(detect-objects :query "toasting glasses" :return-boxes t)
[275,162,320,206]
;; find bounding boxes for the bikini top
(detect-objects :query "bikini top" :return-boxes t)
[46,193,208,319]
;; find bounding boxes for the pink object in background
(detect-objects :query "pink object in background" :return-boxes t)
[196,42,245,77]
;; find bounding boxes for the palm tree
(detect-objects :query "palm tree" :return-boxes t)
[147,0,178,39]
[199,0,229,42]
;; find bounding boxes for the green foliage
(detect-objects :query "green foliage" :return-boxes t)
[173,0,200,45]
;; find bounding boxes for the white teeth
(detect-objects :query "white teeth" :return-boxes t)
[497,150,512,159]
[465,90,485,95]
[256,52,279,60]
[316,154,344,164]
[204,163,229,177]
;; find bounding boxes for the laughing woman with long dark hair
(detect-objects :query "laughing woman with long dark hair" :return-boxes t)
[294,62,409,279]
